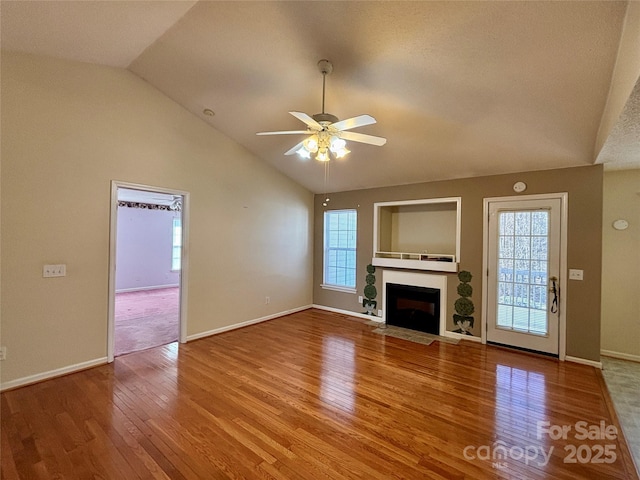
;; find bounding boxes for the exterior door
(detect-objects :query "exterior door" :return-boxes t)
[486,197,562,355]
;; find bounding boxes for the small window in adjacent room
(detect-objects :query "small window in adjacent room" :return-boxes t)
[171,217,182,271]
[323,209,357,292]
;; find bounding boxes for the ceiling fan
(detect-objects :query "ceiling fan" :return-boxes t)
[256,59,386,162]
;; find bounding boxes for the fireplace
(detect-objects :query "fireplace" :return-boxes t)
[382,270,447,336]
[386,283,440,334]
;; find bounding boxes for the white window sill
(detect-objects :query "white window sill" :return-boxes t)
[321,284,357,294]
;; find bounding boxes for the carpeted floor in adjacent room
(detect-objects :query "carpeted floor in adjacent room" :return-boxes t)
[114,287,179,356]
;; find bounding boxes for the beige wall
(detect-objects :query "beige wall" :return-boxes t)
[0,52,314,386]
[601,169,640,359]
[314,165,603,361]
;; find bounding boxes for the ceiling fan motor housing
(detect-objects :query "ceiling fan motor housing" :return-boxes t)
[312,113,339,125]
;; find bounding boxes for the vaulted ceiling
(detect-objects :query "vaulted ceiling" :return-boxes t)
[2,1,639,193]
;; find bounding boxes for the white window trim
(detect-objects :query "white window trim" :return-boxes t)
[323,209,358,290]
[171,217,182,271]
[321,284,357,294]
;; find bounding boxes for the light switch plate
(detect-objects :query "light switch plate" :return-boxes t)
[569,269,583,281]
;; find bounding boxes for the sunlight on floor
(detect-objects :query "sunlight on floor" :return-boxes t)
[321,336,356,414]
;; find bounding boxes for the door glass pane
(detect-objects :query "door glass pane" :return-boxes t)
[531,212,548,235]
[497,305,513,327]
[499,212,514,235]
[496,210,549,335]
[515,212,531,235]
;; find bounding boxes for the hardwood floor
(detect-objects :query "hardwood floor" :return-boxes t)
[2,308,637,479]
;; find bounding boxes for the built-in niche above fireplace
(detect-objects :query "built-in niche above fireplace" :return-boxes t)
[382,270,447,336]
[372,197,461,273]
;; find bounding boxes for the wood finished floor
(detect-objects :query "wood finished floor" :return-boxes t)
[1,309,637,479]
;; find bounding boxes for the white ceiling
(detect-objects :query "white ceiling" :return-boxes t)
[2,1,639,193]
[596,78,640,171]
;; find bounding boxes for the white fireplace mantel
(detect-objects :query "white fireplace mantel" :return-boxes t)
[382,270,448,336]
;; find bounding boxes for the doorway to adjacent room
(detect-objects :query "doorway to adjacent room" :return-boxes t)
[108,182,189,361]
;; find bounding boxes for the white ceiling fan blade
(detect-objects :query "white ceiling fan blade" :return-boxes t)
[284,140,306,156]
[256,130,309,136]
[340,131,387,146]
[289,111,322,130]
[331,114,376,131]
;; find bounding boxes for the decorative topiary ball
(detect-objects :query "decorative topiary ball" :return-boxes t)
[366,264,375,274]
[364,284,377,300]
[454,297,475,316]
[366,273,375,285]
[457,283,473,298]
[458,270,472,283]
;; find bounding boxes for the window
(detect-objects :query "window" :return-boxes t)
[172,217,182,271]
[323,209,357,291]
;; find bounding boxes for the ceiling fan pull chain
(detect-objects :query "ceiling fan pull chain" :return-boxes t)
[322,160,331,207]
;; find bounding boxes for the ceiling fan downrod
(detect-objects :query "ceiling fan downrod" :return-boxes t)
[315,59,337,125]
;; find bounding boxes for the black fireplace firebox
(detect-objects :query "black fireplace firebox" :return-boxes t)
[386,283,441,335]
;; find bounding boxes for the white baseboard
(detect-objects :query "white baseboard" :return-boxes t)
[1,305,313,391]
[115,284,179,294]
[311,304,382,322]
[565,355,603,369]
[1,357,108,392]
[601,350,640,363]
[186,305,313,342]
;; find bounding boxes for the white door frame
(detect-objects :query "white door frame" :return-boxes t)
[481,193,568,360]
[107,180,190,363]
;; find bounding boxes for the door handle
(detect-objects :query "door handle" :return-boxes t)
[549,276,559,314]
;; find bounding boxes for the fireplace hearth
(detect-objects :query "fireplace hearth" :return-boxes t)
[386,283,440,335]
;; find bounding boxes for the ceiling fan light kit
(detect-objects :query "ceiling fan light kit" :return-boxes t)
[256,59,386,162]
[297,134,349,161]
